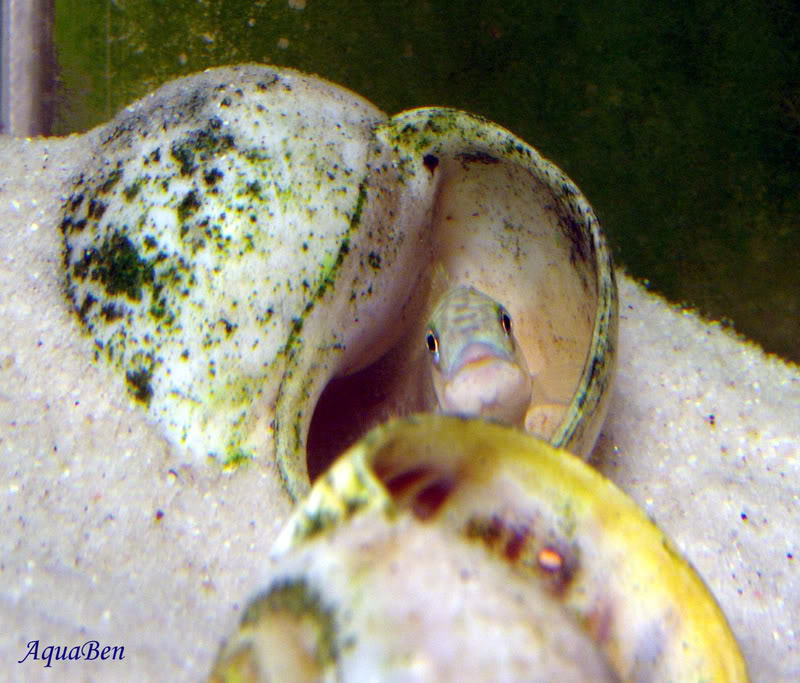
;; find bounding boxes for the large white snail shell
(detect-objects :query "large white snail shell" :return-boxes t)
[61,64,617,501]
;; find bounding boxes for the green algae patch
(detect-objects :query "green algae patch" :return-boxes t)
[222,449,254,471]
[73,232,155,302]
[96,235,154,300]
[125,366,154,405]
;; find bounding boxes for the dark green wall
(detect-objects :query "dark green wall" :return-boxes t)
[53,0,800,362]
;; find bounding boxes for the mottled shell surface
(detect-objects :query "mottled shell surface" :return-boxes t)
[61,66,432,492]
[212,512,617,682]
[60,65,617,500]
[213,416,747,682]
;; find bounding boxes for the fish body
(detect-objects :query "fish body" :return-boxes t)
[426,286,532,425]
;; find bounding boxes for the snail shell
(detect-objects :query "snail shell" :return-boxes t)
[212,416,747,681]
[60,65,617,500]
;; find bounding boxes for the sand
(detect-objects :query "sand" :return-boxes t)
[0,128,798,680]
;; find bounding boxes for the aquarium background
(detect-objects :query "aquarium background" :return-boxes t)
[52,0,800,363]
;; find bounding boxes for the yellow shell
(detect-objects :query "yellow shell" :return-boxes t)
[212,415,748,681]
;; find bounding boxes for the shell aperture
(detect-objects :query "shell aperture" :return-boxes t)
[426,285,532,425]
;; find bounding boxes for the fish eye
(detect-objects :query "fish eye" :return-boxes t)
[426,329,439,354]
[499,308,513,335]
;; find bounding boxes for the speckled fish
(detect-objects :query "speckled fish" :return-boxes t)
[426,285,532,425]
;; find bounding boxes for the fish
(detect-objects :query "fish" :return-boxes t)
[425,285,532,425]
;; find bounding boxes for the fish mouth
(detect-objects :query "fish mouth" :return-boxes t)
[439,343,533,424]
[448,340,518,371]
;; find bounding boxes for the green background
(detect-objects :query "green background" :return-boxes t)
[53,0,799,363]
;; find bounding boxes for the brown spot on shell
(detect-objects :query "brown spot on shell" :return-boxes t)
[463,513,578,595]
